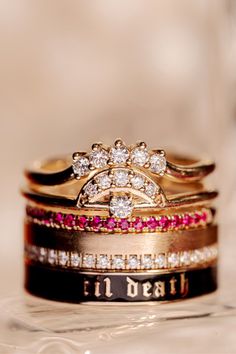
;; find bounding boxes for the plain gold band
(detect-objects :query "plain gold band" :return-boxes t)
[25,222,218,255]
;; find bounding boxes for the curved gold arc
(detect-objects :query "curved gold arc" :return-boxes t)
[77,167,166,209]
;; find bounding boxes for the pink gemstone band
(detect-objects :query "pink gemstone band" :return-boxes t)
[26,205,213,234]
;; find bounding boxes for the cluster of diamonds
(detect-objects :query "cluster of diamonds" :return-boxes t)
[25,243,218,270]
[26,206,212,233]
[72,139,167,179]
[82,168,159,201]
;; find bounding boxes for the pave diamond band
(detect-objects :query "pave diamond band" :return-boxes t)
[25,243,218,271]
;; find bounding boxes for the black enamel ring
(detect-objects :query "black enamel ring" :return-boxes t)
[25,264,217,303]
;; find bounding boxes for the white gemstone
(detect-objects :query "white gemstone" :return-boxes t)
[154,254,166,269]
[203,247,211,261]
[48,249,57,265]
[112,255,125,269]
[113,170,129,187]
[190,250,203,264]
[70,252,80,267]
[142,255,153,269]
[210,246,218,259]
[145,183,157,197]
[110,196,133,218]
[110,146,129,164]
[29,245,38,260]
[58,251,68,266]
[39,248,47,262]
[84,182,98,197]
[96,174,111,189]
[131,147,149,166]
[149,154,166,174]
[83,254,95,268]
[128,255,140,269]
[180,251,191,266]
[131,175,145,189]
[97,255,110,269]
[72,156,90,177]
[168,253,179,267]
[90,148,109,168]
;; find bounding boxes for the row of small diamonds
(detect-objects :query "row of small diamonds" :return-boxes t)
[72,140,167,179]
[26,206,212,233]
[25,244,218,270]
[83,169,158,200]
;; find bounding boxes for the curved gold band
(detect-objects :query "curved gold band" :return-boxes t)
[22,186,217,212]
[25,150,215,185]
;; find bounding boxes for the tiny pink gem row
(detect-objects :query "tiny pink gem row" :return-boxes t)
[26,206,211,233]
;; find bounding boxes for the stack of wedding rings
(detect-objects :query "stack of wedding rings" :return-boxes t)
[22,139,218,303]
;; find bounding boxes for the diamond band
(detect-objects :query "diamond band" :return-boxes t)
[25,243,218,271]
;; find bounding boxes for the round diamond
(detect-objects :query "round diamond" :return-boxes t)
[97,255,110,269]
[39,248,47,263]
[149,154,166,174]
[110,146,129,164]
[180,251,191,266]
[142,255,153,269]
[154,254,166,269]
[131,147,149,166]
[83,254,95,268]
[72,156,90,177]
[112,256,125,269]
[70,252,80,267]
[48,250,57,265]
[168,253,179,267]
[110,196,133,218]
[128,255,140,269]
[96,174,111,189]
[190,250,203,264]
[130,175,145,189]
[113,170,129,187]
[28,245,38,261]
[145,183,157,197]
[58,251,69,266]
[90,148,109,168]
[84,182,98,197]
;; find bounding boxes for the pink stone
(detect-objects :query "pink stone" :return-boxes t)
[119,219,129,230]
[54,212,64,224]
[77,216,88,229]
[104,217,116,230]
[193,212,201,224]
[29,207,45,219]
[91,216,102,231]
[201,211,207,222]
[133,217,144,231]
[159,216,169,229]
[146,217,157,230]
[171,215,180,228]
[182,214,194,226]
[64,214,75,227]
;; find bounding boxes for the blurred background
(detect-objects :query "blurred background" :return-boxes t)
[0,0,235,307]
